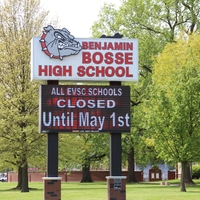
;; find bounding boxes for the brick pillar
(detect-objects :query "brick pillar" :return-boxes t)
[106,176,126,200]
[43,177,62,200]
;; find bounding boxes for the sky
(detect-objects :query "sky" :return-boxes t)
[40,0,121,38]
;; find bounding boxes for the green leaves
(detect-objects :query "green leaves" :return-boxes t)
[148,34,200,163]
[0,0,50,171]
[91,0,200,170]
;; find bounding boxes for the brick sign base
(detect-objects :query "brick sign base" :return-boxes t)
[43,177,62,200]
[106,176,127,200]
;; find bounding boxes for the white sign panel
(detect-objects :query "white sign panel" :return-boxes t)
[31,25,138,82]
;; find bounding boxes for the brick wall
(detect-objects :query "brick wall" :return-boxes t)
[7,170,144,182]
[7,172,45,182]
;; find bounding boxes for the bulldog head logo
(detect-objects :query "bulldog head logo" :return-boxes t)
[40,25,82,60]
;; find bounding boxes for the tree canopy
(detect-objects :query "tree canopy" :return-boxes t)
[0,0,50,192]
[146,34,200,191]
[91,0,200,185]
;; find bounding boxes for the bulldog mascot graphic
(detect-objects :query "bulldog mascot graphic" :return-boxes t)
[40,25,82,60]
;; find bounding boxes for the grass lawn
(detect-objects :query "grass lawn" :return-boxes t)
[0,180,200,200]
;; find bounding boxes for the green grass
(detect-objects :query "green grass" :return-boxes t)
[0,180,200,200]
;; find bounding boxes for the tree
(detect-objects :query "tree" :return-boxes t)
[92,1,164,183]
[79,134,109,182]
[58,134,84,171]
[0,0,51,192]
[59,133,109,183]
[147,34,200,191]
[91,0,200,183]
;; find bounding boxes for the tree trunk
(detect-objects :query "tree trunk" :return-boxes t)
[16,166,22,189]
[81,164,93,183]
[180,161,187,192]
[21,162,29,192]
[184,162,194,185]
[127,147,138,183]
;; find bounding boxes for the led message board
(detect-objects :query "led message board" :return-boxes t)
[39,85,130,133]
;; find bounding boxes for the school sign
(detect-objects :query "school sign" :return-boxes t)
[31,25,138,82]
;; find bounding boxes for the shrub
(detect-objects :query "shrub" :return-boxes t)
[192,165,200,179]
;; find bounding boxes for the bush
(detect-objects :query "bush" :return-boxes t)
[192,165,200,179]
